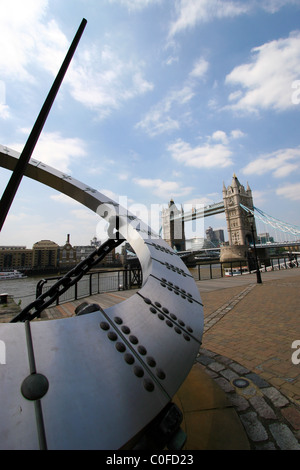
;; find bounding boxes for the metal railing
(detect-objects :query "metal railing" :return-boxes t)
[36,266,142,306]
[35,255,299,306]
[190,255,299,281]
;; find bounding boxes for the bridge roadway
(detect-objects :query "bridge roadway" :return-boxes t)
[43,267,300,450]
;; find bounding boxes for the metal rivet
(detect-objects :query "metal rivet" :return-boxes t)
[150,307,157,314]
[121,325,130,335]
[178,320,185,326]
[144,298,151,305]
[166,320,173,328]
[146,356,156,367]
[156,368,166,380]
[160,283,166,288]
[129,335,138,345]
[174,327,181,334]
[143,378,155,392]
[158,313,164,320]
[124,353,135,365]
[114,316,123,325]
[155,302,161,308]
[100,321,109,331]
[115,342,126,353]
[162,307,169,314]
[138,345,147,355]
[183,334,190,342]
[170,313,177,320]
[108,331,118,341]
[133,366,144,378]
[21,373,49,401]
[187,326,193,333]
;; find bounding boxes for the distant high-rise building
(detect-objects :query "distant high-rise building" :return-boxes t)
[205,226,224,246]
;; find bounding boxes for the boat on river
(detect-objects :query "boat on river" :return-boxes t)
[224,266,249,276]
[0,270,27,280]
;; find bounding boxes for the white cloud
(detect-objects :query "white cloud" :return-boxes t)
[225,32,300,113]
[108,0,162,11]
[189,57,209,79]
[133,177,193,199]
[276,182,300,201]
[167,138,233,169]
[10,131,87,173]
[0,1,153,120]
[242,147,300,178]
[169,0,250,37]
[136,57,208,136]
[68,45,154,119]
[167,129,244,169]
[210,130,229,144]
[0,0,68,83]
[261,0,300,13]
[168,0,300,37]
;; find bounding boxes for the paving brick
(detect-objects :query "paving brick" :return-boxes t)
[262,387,289,408]
[240,412,268,442]
[269,423,300,450]
[249,396,277,420]
[245,372,270,389]
[220,369,239,382]
[214,377,235,393]
[281,406,300,430]
[207,361,226,373]
[228,394,250,412]
[230,363,250,375]
[196,355,214,366]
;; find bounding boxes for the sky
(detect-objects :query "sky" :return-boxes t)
[0,0,300,248]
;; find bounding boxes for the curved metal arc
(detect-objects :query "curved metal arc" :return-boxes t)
[0,144,204,450]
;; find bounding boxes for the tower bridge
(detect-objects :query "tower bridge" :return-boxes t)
[161,173,300,263]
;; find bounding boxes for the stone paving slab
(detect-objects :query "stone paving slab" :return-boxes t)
[200,270,300,404]
[197,348,300,450]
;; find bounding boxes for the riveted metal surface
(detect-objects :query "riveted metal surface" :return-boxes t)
[29,312,170,450]
[0,145,204,449]
[0,323,39,450]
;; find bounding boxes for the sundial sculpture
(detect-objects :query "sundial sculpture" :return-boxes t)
[0,20,204,450]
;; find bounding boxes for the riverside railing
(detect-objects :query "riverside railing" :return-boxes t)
[189,254,299,281]
[35,255,298,305]
[36,266,142,306]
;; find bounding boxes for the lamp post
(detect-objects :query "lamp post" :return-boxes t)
[247,212,262,284]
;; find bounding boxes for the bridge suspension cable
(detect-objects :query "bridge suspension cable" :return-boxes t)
[240,204,300,236]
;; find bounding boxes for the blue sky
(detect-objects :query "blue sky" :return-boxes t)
[0,0,300,247]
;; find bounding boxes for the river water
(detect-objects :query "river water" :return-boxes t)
[0,270,129,309]
[0,275,47,308]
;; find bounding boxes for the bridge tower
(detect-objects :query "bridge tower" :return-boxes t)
[220,174,258,262]
[161,199,186,252]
